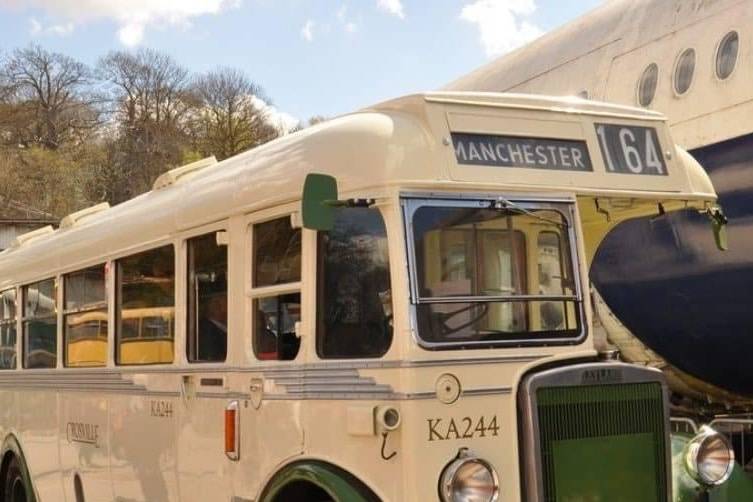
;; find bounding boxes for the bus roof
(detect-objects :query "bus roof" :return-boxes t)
[0,91,716,284]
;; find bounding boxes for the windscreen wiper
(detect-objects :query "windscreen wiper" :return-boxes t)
[488,197,569,228]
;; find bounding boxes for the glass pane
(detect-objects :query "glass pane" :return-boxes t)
[417,300,580,344]
[65,265,106,310]
[0,289,16,321]
[24,317,56,368]
[187,233,228,363]
[716,32,739,80]
[538,232,575,332]
[65,310,107,367]
[254,293,301,361]
[253,217,301,287]
[414,207,538,298]
[538,232,567,295]
[0,324,16,370]
[116,245,174,365]
[674,49,695,95]
[638,63,658,107]
[24,279,56,318]
[412,203,581,346]
[317,208,393,359]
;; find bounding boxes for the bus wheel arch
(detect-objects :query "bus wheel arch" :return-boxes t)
[259,460,380,502]
[0,435,36,502]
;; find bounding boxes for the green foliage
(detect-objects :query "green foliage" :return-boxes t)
[0,44,296,215]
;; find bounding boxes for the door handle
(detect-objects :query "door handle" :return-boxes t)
[181,375,196,401]
[250,378,264,409]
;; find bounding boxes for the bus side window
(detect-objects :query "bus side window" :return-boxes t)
[64,265,107,367]
[22,279,57,369]
[187,232,228,363]
[0,289,17,369]
[252,217,301,361]
[317,207,393,359]
[116,245,175,365]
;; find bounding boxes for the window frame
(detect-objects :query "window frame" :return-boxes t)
[114,243,177,367]
[672,48,696,97]
[315,205,394,360]
[715,30,740,82]
[247,212,303,362]
[186,229,229,365]
[0,288,17,370]
[21,277,58,369]
[636,62,659,108]
[402,193,586,350]
[63,264,108,368]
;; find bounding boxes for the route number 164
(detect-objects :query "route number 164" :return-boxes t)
[595,123,668,176]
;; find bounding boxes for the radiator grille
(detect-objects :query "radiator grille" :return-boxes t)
[536,382,667,501]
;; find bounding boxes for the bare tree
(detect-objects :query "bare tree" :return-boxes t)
[307,115,328,126]
[191,67,280,160]
[97,49,198,200]
[0,45,99,149]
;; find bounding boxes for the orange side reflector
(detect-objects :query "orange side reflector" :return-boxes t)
[225,409,236,453]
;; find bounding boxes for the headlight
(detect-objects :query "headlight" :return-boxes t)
[439,448,499,502]
[684,425,735,487]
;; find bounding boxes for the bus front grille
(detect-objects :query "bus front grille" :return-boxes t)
[520,363,671,502]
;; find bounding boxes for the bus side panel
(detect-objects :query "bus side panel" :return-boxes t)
[0,386,16,452]
[238,399,305,499]
[109,391,180,501]
[58,392,112,501]
[177,395,232,501]
[18,389,64,500]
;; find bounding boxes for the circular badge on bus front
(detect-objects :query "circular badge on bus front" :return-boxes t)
[436,374,462,404]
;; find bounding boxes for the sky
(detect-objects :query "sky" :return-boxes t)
[0,0,604,127]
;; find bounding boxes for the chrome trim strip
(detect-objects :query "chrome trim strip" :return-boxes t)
[0,354,546,377]
[462,386,512,397]
[416,294,578,304]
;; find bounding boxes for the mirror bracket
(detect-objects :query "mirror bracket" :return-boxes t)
[706,205,729,251]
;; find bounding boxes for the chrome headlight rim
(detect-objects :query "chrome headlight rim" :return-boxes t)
[439,448,499,502]
[684,425,736,487]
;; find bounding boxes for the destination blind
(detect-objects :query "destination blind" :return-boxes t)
[452,132,593,172]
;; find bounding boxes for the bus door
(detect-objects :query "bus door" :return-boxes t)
[239,214,306,494]
[176,230,234,501]
[109,246,180,502]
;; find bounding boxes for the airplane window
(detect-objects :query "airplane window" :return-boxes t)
[674,49,696,96]
[716,31,739,80]
[637,63,658,107]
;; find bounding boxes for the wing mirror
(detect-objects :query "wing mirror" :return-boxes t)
[302,173,338,231]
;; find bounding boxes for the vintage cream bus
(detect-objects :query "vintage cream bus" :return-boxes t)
[0,92,745,502]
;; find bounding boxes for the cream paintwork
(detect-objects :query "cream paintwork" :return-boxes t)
[445,0,750,151]
[445,0,751,407]
[0,92,717,501]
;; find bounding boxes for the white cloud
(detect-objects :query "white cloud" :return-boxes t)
[118,22,146,47]
[377,0,404,19]
[29,17,74,37]
[250,95,299,134]
[300,19,315,42]
[335,4,358,34]
[336,5,347,22]
[460,0,543,57]
[2,0,241,46]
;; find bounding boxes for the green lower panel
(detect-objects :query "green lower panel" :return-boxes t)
[553,433,659,502]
